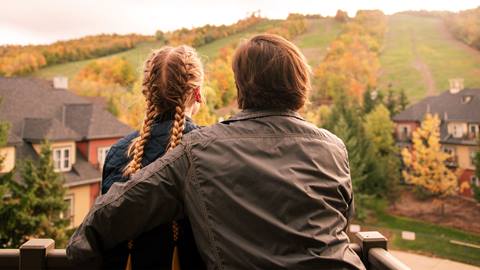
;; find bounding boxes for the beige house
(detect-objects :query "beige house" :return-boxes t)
[0,77,132,227]
[393,80,480,196]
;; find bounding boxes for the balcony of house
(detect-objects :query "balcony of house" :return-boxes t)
[0,231,411,270]
[445,155,459,168]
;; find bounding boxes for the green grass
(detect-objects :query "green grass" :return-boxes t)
[33,20,282,80]
[362,198,480,266]
[380,14,480,101]
[295,18,342,67]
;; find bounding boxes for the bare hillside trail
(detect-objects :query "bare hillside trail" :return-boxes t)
[410,29,437,97]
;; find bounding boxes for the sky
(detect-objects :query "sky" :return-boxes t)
[0,0,478,45]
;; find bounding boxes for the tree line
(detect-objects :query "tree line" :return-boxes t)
[0,34,151,76]
[444,7,480,50]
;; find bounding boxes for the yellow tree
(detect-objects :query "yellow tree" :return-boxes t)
[401,113,457,195]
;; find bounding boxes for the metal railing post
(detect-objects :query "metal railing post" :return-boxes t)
[354,231,388,264]
[19,239,55,270]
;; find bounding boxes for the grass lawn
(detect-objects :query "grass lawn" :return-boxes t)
[295,18,341,67]
[33,20,281,81]
[361,198,480,266]
[379,14,480,101]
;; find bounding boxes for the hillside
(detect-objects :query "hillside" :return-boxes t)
[295,18,341,66]
[32,15,480,104]
[34,18,341,80]
[379,14,480,101]
[33,20,281,80]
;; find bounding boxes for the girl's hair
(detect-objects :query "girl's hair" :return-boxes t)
[123,45,203,176]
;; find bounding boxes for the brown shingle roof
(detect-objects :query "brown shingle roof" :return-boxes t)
[23,118,81,142]
[0,77,132,142]
[393,89,480,123]
[0,77,133,186]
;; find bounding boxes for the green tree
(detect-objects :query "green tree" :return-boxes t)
[385,86,397,116]
[363,104,400,200]
[398,88,409,111]
[363,88,375,114]
[324,93,379,219]
[0,142,69,248]
[155,30,166,42]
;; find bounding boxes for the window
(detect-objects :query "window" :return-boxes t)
[53,147,72,172]
[471,151,478,167]
[97,147,110,169]
[471,176,479,187]
[469,124,479,139]
[60,195,74,226]
[398,125,411,140]
[443,146,455,156]
[450,123,464,138]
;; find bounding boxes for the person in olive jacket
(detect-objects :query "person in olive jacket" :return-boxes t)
[100,45,206,269]
[67,34,365,270]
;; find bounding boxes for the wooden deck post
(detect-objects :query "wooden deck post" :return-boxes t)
[19,239,55,270]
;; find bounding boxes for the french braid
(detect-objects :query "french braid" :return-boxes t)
[121,45,203,270]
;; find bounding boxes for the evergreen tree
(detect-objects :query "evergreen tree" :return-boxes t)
[385,87,397,116]
[401,114,457,196]
[324,93,380,219]
[398,88,409,111]
[363,88,375,114]
[0,141,69,248]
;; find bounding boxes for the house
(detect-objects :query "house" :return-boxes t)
[0,77,133,227]
[393,79,480,196]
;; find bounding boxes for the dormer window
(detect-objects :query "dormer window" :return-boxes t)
[462,95,473,104]
[53,147,72,172]
[469,124,479,139]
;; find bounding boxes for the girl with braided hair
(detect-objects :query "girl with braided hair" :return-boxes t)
[101,45,206,270]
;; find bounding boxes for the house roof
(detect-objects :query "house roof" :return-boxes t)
[63,150,101,187]
[0,77,132,186]
[22,118,81,143]
[393,88,480,123]
[0,77,132,143]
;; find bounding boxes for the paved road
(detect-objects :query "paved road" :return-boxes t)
[391,250,480,270]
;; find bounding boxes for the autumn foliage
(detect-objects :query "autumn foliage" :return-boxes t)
[0,34,151,76]
[75,57,136,86]
[166,14,264,47]
[445,7,480,50]
[401,114,457,196]
[313,10,386,103]
[266,13,308,40]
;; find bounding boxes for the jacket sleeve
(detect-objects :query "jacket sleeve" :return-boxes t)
[66,143,190,266]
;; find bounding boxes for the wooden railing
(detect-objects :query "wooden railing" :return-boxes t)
[0,231,410,270]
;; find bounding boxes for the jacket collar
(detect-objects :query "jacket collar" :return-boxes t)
[222,109,304,124]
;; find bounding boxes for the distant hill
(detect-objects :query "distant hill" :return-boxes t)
[379,14,480,101]
[33,20,282,80]
[31,15,480,104]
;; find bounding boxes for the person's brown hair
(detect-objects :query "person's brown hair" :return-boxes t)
[124,45,203,177]
[232,34,311,111]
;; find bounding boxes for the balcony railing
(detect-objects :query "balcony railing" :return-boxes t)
[0,231,410,270]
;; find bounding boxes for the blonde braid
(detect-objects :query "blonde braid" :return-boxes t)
[168,101,185,246]
[123,51,162,177]
[123,99,158,176]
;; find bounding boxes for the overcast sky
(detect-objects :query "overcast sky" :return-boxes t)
[1,0,478,45]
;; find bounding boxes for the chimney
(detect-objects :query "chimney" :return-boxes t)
[448,78,464,94]
[53,76,68,89]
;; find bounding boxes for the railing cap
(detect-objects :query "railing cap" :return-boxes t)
[355,231,387,242]
[20,239,55,250]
